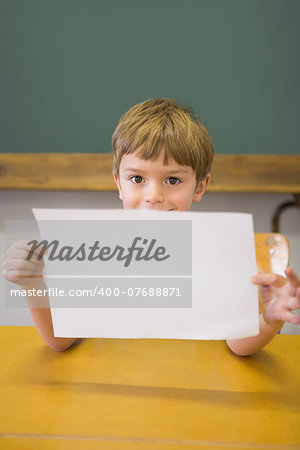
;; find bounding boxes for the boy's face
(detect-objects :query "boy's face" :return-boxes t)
[113,149,210,211]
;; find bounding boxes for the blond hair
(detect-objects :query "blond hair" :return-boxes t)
[112,98,214,185]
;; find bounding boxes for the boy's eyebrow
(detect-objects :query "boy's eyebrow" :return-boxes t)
[124,167,190,174]
[124,167,146,173]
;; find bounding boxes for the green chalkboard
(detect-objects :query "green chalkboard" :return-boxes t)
[0,0,299,155]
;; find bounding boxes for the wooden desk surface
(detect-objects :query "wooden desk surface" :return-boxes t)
[0,326,299,450]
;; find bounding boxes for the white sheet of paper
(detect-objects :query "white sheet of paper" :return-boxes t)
[32,209,259,340]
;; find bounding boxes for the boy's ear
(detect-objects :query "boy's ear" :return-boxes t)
[193,174,211,203]
[113,171,123,201]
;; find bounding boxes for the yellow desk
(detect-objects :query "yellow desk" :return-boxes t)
[0,326,299,450]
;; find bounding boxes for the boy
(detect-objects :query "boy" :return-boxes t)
[4,98,300,354]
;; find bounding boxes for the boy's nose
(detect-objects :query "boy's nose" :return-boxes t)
[145,183,164,205]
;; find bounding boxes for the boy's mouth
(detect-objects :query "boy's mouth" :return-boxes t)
[141,207,175,211]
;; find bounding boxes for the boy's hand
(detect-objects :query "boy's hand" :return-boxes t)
[3,239,45,288]
[251,267,300,326]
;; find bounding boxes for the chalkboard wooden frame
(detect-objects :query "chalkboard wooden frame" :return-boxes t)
[0,154,299,193]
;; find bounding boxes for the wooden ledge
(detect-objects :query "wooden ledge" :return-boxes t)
[0,153,299,193]
[210,154,300,193]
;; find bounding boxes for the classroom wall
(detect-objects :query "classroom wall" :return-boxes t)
[1,190,299,334]
[1,0,300,156]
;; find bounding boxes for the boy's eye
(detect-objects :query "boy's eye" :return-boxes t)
[130,175,144,184]
[166,177,181,185]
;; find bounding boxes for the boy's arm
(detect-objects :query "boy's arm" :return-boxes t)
[26,281,77,352]
[226,268,300,356]
[4,240,77,352]
[226,314,283,356]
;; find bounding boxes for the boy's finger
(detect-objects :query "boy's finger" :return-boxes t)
[251,273,287,288]
[285,267,300,288]
[5,256,44,271]
[5,249,43,265]
[14,240,47,256]
[287,296,300,311]
[12,239,33,249]
[5,258,26,270]
[4,270,43,279]
[282,311,300,325]
[24,243,48,257]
